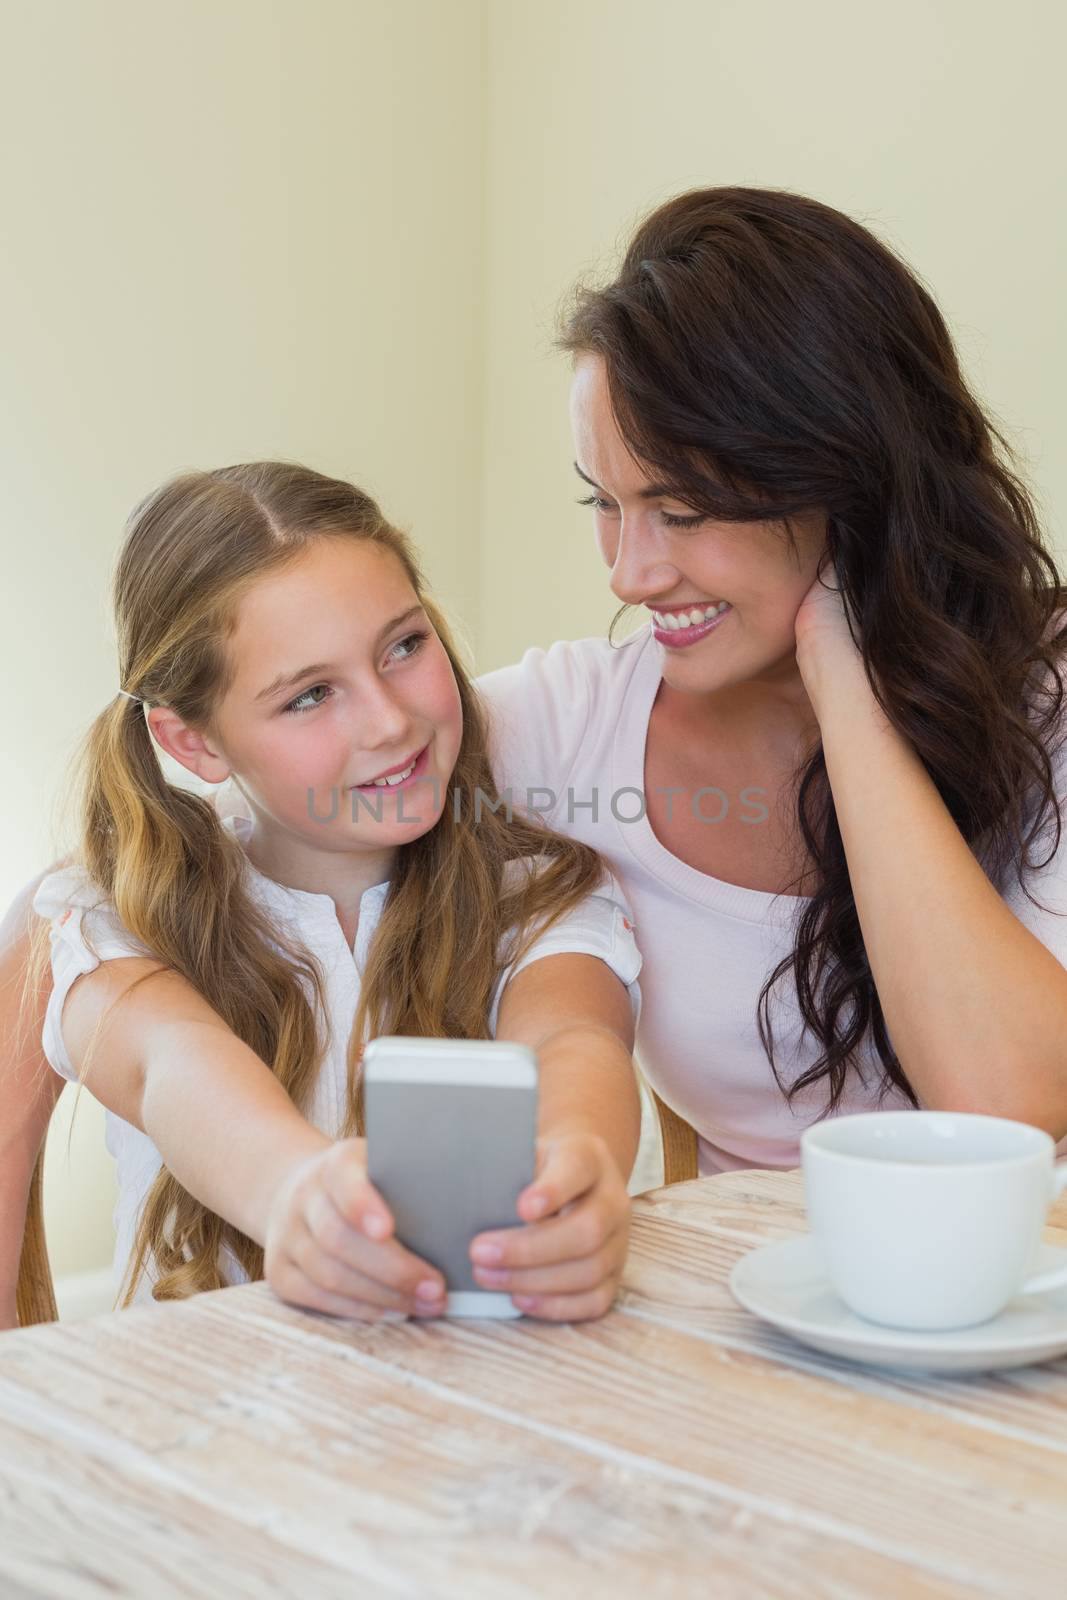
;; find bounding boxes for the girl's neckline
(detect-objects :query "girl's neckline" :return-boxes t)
[220,813,391,916]
[612,626,813,927]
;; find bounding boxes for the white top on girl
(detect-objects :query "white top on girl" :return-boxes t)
[478,624,1067,1173]
[34,813,642,1304]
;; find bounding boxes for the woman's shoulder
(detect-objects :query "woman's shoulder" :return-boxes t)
[475,625,652,792]
[475,624,651,715]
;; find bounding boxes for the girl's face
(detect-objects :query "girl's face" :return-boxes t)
[181,538,463,862]
[569,354,826,704]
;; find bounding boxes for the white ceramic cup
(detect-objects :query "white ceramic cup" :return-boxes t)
[801,1110,1067,1331]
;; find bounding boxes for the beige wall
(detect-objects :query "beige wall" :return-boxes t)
[6,0,1063,1291]
[478,0,1066,669]
[1,0,487,1288]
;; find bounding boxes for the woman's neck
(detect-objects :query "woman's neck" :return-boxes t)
[655,669,821,765]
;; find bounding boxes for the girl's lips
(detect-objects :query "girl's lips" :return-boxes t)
[351,742,431,792]
[652,605,732,649]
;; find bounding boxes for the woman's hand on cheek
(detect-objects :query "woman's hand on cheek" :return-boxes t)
[793,558,866,705]
[468,1132,631,1321]
[264,1137,447,1322]
[793,560,857,665]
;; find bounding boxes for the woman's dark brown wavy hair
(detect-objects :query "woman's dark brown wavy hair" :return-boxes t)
[559,185,1067,1113]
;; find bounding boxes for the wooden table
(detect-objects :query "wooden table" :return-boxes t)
[2,1169,1067,1599]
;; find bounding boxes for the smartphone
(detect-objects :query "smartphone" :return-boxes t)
[363,1036,539,1318]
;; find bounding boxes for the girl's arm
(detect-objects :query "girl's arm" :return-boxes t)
[1,873,65,1330]
[469,951,642,1321]
[58,958,447,1316]
[796,574,1067,1136]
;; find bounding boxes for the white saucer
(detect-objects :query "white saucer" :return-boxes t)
[729,1235,1067,1374]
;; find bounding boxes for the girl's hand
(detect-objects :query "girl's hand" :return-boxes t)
[468,1132,631,1321]
[264,1137,448,1321]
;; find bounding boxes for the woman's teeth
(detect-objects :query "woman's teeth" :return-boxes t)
[651,602,730,631]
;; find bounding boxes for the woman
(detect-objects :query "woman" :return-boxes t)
[5,184,1067,1321]
[476,185,1067,1169]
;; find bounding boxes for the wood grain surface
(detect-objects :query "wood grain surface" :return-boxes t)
[2,1168,1066,1599]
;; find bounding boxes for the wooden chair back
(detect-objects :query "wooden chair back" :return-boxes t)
[651,1090,698,1186]
[16,1151,58,1326]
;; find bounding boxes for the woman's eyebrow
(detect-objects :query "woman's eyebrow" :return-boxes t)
[255,606,426,703]
[573,461,680,500]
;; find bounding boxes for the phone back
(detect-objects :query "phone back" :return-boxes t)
[364,1037,538,1294]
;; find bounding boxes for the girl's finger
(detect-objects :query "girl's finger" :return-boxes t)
[470,1189,620,1272]
[301,1193,447,1303]
[283,1228,441,1318]
[471,1224,628,1296]
[512,1281,622,1322]
[321,1141,395,1241]
[274,1267,412,1322]
[516,1138,600,1222]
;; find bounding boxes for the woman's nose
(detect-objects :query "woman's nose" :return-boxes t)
[607,520,681,607]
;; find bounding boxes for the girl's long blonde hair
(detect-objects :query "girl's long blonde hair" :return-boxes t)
[35,462,605,1303]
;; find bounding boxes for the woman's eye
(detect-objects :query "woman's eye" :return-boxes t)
[284,683,333,715]
[661,510,708,529]
[578,492,704,528]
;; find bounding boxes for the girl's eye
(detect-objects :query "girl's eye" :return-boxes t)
[390,629,429,661]
[281,632,429,715]
[284,683,333,716]
[576,493,617,515]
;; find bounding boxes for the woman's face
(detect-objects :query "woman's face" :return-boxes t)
[569,354,826,703]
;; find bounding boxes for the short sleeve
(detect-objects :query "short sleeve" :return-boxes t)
[487,860,643,1037]
[476,639,595,827]
[31,866,154,1084]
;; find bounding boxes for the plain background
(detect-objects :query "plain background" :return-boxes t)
[2,0,1063,1301]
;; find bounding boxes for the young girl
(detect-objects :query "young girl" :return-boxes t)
[25,460,643,1322]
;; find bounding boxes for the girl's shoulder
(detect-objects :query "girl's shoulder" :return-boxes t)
[32,862,113,923]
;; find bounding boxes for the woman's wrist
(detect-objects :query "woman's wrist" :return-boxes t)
[798,634,885,732]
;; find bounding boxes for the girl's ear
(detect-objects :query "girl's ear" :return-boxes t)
[146,706,231,785]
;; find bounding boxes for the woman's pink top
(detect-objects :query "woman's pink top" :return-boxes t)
[477,624,1067,1174]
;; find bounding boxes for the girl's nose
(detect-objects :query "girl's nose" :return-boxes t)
[357,679,413,747]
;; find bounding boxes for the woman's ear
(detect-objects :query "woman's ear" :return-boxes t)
[146,706,231,785]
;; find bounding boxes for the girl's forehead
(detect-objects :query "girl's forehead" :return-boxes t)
[225,540,421,691]
[237,540,414,627]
